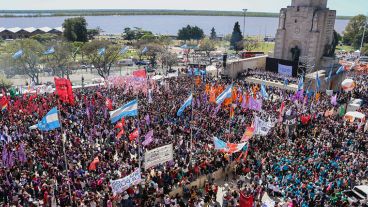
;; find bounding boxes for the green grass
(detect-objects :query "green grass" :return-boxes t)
[254,42,275,54]
[336,45,354,52]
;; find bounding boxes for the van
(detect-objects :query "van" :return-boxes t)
[118,59,134,66]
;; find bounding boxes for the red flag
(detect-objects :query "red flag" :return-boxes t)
[88,157,100,171]
[115,118,125,129]
[278,101,285,122]
[129,129,139,141]
[54,77,75,105]
[301,114,311,125]
[105,98,113,110]
[133,69,146,78]
[239,192,254,207]
[116,129,125,139]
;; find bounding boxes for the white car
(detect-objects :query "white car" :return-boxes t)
[343,185,368,205]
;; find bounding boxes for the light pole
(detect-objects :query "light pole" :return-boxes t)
[242,9,248,37]
[359,15,367,56]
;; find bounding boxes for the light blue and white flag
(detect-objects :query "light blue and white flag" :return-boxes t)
[316,72,321,91]
[141,46,148,54]
[29,107,60,131]
[110,100,138,123]
[215,84,233,105]
[120,46,129,55]
[260,84,269,99]
[12,49,23,60]
[325,69,332,81]
[98,47,106,56]
[43,47,55,55]
[298,76,304,91]
[177,93,193,116]
[336,65,344,75]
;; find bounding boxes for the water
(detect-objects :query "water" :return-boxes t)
[0,15,349,36]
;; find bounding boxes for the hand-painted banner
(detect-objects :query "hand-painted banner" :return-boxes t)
[144,144,173,169]
[254,116,273,136]
[110,168,142,194]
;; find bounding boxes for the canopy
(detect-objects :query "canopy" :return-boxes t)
[344,111,366,123]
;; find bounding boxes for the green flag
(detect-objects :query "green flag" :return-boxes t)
[339,104,346,117]
[9,87,18,98]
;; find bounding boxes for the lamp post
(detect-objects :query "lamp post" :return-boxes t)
[359,15,367,56]
[242,9,248,37]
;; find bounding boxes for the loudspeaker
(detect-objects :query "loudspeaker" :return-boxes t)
[223,53,227,68]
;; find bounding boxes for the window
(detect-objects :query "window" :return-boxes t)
[297,7,300,12]
[295,19,298,23]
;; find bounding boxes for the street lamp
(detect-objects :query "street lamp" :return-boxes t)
[242,9,248,37]
[359,15,367,56]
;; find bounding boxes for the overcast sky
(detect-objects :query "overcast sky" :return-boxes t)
[1,0,366,16]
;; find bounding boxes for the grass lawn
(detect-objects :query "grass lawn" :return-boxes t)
[254,42,275,54]
[336,45,355,52]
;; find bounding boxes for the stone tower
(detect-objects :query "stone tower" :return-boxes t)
[274,0,336,70]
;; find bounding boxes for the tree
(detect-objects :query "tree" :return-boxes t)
[31,33,59,43]
[87,27,102,40]
[143,43,164,67]
[199,37,216,64]
[62,17,88,42]
[243,38,259,51]
[82,40,121,79]
[362,43,368,55]
[343,15,367,49]
[123,27,153,41]
[230,22,244,52]
[210,27,217,40]
[43,41,73,78]
[7,39,43,84]
[161,52,177,71]
[177,25,204,41]
[70,42,85,62]
[0,75,12,90]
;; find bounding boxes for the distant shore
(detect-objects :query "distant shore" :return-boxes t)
[0,9,352,20]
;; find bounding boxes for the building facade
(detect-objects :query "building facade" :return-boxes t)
[0,27,63,40]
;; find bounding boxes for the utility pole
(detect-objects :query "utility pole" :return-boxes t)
[359,15,367,56]
[242,9,248,38]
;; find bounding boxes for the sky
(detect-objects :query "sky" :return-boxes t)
[1,0,366,16]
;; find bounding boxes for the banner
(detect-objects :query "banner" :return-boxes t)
[110,168,142,194]
[254,116,273,136]
[248,97,262,111]
[144,144,173,169]
[278,64,293,77]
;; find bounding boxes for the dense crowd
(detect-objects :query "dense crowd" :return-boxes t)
[0,71,367,207]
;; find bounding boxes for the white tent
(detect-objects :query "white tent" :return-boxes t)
[344,111,366,123]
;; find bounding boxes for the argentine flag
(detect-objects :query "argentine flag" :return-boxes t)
[29,107,60,131]
[110,100,138,123]
[216,84,233,105]
[120,46,129,55]
[12,49,23,60]
[141,46,148,54]
[336,65,344,75]
[177,93,193,116]
[98,48,106,56]
[44,47,55,55]
[298,76,304,91]
[261,84,269,99]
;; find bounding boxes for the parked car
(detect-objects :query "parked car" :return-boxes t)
[118,59,134,66]
[135,61,148,66]
[343,185,368,206]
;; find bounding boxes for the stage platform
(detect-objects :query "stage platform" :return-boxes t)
[244,77,298,92]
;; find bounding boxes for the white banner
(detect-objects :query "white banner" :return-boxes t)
[254,116,273,136]
[110,168,142,194]
[144,143,173,169]
[278,64,293,77]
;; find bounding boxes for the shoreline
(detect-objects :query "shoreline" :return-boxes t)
[0,9,352,20]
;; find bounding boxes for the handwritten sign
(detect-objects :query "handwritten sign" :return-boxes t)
[110,168,142,194]
[144,143,173,170]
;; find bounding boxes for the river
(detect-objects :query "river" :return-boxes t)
[0,15,349,36]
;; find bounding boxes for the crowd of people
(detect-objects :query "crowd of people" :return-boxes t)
[0,69,367,207]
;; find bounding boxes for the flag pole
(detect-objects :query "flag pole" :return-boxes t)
[58,109,73,205]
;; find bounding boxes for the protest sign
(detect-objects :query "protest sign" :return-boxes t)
[110,168,142,194]
[144,143,173,169]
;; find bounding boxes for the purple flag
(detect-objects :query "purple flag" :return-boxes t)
[249,97,262,111]
[145,114,151,125]
[2,145,8,166]
[331,94,337,106]
[241,94,247,109]
[197,97,201,108]
[142,130,153,146]
[7,151,14,169]
[18,143,27,163]
[213,104,221,116]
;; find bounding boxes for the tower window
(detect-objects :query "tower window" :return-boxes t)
[295,19,298,23]
[297,6,300,12]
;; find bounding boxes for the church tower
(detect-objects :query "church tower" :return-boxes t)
[274,0,336,70]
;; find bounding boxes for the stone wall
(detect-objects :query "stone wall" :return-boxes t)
[224,56,267,79]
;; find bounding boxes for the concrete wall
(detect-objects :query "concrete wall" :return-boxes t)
[224,56,267,79]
